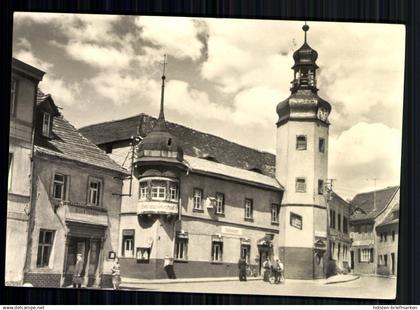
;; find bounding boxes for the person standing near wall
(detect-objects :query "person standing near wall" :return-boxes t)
[238,257,247,281]
[111,257,121,290]
[72,254,84,288]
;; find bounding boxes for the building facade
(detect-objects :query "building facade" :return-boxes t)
[22,91,128,287]
[275,24,332,279]
[6,58,44,285]
[327,192,352,275]
[349,186,400,275]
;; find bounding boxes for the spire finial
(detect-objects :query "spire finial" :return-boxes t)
[302,21,309,43]
[159,54,168,121]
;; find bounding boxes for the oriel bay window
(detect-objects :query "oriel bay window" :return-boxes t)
[138,178,179,202]
[37,229,55,267]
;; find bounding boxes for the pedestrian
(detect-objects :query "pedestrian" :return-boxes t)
[262,257,271,282]
[72,253,84,288]
[273,258,282,284]
[238,257,247,281]
[111,257,121,290]
[277,258,285,284]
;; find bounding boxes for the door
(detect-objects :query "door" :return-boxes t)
[350,251,354,270]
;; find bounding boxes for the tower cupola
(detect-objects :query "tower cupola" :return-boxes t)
[276,23,331,127]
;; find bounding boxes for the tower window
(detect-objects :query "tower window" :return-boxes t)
[318,179,324,195]
[319,138,325,153]
[295,178,306,192]
[296,135,307,150]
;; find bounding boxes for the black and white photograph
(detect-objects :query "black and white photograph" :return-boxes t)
[6,13,404,299]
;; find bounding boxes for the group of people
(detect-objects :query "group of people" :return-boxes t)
[72,253,121,290]
[262,256,285,284]
[237,256,285,284]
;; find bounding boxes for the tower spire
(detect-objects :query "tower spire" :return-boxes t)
[303,21,309,43]
[159,54,168,121]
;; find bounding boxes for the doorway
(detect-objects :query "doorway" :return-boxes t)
[350,251,354,270]
[258,247,271,276]
[391,253,395,275]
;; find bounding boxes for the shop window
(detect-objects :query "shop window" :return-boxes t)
[52,173,68,200]
[174,233,188,261]
[319,138,325,153]
[244,199,253,220]
[359,248,374,263]
[290,212,303,230]
[271,204,279,224]
[296,135,307,150]
[211,241,223,262]
[193,188,203,210]
[122,230,134,257]
[88,177,102,206]
[37,229,55,267]
[240,244,250,264]
[215,192,225,214]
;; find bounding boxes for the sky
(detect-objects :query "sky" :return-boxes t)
[12,13,405,199]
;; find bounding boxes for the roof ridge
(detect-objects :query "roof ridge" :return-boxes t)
[353,185,399,197]
[141,114,275,157]
[78,113,145,131]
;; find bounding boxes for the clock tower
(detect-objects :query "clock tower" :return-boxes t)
[276,24,332,279]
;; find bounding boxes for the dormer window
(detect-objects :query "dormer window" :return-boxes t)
[42,112,52,137]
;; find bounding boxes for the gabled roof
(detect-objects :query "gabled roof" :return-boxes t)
[35,91,128,175]
[350,186,399,222]
[79,113,276,177]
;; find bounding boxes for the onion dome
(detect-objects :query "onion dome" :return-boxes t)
[134,55,186,174]
[276,23,332,127]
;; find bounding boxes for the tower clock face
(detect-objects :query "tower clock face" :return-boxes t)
[317,107,329,122]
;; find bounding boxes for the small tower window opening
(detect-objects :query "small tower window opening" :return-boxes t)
[295,178,306,192]
[318,179,324,195]
[296,135,307,150]
[319,138,325,153]
[167,138,172,146]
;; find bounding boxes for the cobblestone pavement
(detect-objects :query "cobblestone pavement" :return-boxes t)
[122,275,396,300]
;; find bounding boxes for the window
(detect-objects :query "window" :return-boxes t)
[244,199,253,219]
[359,248,374,263]
[139,182,148,200]
[384,254,388,266]
[296,135,307,150]
[52,173,68,200]
[169,184,178,201]
[343,217,348,233]
[319,138,325,153]
[271,204,279,223]
[42,112,52,137]
[8,153,13,190]
[215,193,225,214]
[122,230,134,257]
[330,209,336,229]
[151,180,166,200]
[10,78,16,115]
[37,229,55,267]
[174,235,188,261]
[211,241,223,262]
[338,214,342,231]
[295,178,306,192]
[290,212,303,230]
[193,188,203,210]
[240,244,250,264]
[318,179,324,195]
[88,178,102,206]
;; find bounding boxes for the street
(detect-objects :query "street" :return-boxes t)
[121,276,396,300]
